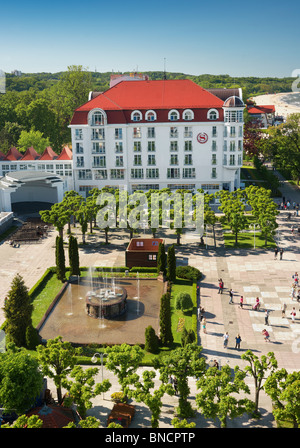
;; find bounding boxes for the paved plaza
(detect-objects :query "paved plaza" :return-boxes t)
[0,177,300,427]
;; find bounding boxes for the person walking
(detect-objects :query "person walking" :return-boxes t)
[262,329,270,342]
[235,334,242,350]
[274,247,278,259]
[240,296,244,308]
[223,332,229,348]
[202,317,207,333]
[291,307,296,323]
[229,289,233,304]
[281,302,287,318]
[218,278,224,294]
[265,309,270,325]
[279,248,284,260]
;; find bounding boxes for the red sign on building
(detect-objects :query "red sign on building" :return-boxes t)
[197,133,208,144]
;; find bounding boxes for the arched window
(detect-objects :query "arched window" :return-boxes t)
[89,109,106,126]
[145,110,157,121]
[131,110,142,122]
[168,110,179,121]
[183,109,194,120]
[207,109,219,120]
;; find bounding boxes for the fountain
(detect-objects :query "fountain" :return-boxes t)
[86,268,127,319]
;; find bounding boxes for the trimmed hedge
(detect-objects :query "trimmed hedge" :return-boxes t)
[176,266,202,281]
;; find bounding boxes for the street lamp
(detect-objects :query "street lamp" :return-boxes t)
[91,352,105,398]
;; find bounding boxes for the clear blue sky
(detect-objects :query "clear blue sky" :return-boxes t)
[0,0,299,77]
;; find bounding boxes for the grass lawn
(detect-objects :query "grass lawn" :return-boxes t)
[223,231,276,249]
[170,279,196,345]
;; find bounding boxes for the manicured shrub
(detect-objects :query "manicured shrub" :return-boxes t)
[176,266,202,281]
[176,292,193,312]
[145,325,159,353]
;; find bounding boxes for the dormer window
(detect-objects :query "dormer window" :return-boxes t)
[89,109,106,126]
[183,109,194,121]
[207,109,219,120]
[168,110,179,121]
[145,110,157,121]
[131,110,142,121]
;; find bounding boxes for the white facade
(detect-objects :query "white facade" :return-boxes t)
[70,100,244,196]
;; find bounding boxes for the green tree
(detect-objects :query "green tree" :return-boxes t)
[145,325,159,354]
[159,343,205,418]
[37,336,82,403]
[68,235,80,276]
[157,242,166,275]
[55,235,66,282]
[17,129,50,153]
[241,350,278,416]
[63,365,111,418]
[105,344,144,396]
[176,292,193,313]
[196,363,255,428]
[264,369,300,428]
[217,190,248,245]
[167,244,176,283]
[1,414,43,428]
[4,273,33,347]
[40,202,69,239]
[159,293,173,347]
[0,344,44,415]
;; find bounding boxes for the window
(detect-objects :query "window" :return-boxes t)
[133,127,141,138]
[183,109,194,120]
[92,142,105,153]
[183,168,195,178]
[145,110,156,121]
[223,154,227,165]
[238,140,243,151]
[115,156,123,167]
[223,141,227,151]
[212,140,217,151]
[134,155,142,165]
[115,142,123,153]
[230,126,236,137]
[170,141,178,152]
[184,126,193,138]
[212,126,217,137]
[110,169,125,179]
[146,168,159,179]
[211,168,217,179]
[239,126,243,137]
[184,141,192,152]
[147,154,156,165]
[94,169,107,180]
[78,169,92,180]
[76,156,84,167]
[238,154,242,165]
[224,110,243,123]
[184,154,193,165]
[147,127,155,138]
[224,127,228,137]
[148,254,157,260]
[133,141,141,152]
[229,154,235,166]
[208,109,219,120]
[211,154,217,165]
[76,143,83,153]
[167,168,180,179]
[170,154,178,165]
[131,110,142,121]
[170,127,178,138]
[115,128,123,139]
[230,141,236,152]
[148,141,155,152]
[168,110,179,121]
[92,111,105,126]
[92,128,105,140]
[131,169,144,179]
[75,129,83,140]
[92,156,106,168]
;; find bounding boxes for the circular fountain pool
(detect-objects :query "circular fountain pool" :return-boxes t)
[86,286,127,319]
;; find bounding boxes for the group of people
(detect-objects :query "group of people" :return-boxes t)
[274,247,284,260]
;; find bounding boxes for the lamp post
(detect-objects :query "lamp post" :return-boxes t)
[91,352,105,399]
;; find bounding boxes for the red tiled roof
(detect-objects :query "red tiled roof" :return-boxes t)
[127,238,163,252]
[57,145,73,160]
[71,79,224,125]
[21,146,40,160]
[4,147,23,161]
[26,404,75,428]
[39,146,59,160]
[248,105,275,114]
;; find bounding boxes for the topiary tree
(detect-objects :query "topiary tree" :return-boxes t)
[159,293,173,347]
[145,325,159,354]
[176,292,193,313]
[181,327,195,347]
[68,235,80,276]
[157,242,166,275]
[4,273,33,347]
[167,244,176,283]
[56,235,66,282]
